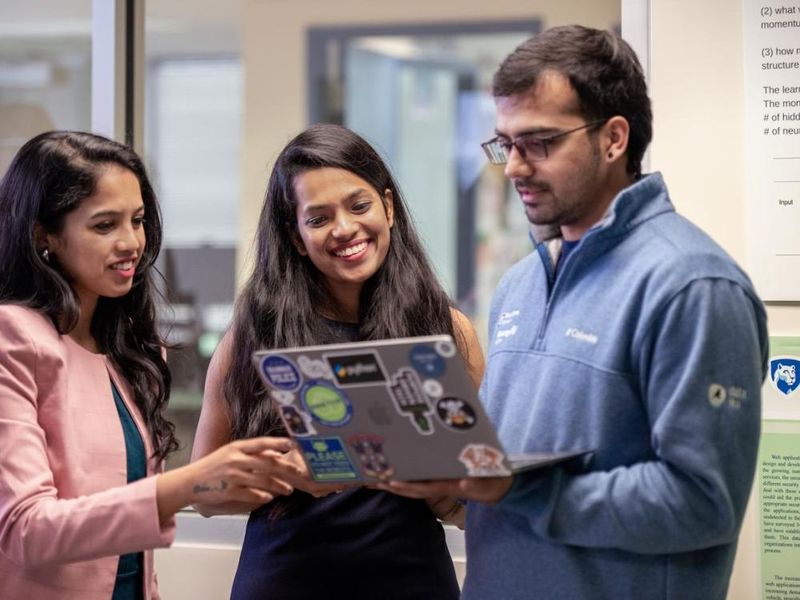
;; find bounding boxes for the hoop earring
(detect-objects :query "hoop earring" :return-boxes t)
[41,248,50,263]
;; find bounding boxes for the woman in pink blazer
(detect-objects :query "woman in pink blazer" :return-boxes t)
[0,131,302,600]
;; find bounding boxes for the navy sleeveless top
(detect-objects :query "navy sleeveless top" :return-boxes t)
[230,321,459,600]
[111,380,146,600]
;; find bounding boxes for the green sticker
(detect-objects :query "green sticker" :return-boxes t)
[301,380,352,426]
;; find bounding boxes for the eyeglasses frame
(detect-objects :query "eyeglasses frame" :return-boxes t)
[481,119,608,165]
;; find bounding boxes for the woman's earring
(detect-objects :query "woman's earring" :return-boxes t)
[41,248,50,263]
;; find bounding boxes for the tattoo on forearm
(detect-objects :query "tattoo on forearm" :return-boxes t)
[193,480,229,494]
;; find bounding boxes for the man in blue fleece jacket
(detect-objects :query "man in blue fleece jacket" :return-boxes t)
[384,24,768,599]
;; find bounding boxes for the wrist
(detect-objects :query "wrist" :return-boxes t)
[156,465,195,524]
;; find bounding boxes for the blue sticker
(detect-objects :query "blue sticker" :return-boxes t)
[260,355,301,391]
[770,356,800,396]
[409,345,446,378]
[297,437,360,481]
[301,380,353,426]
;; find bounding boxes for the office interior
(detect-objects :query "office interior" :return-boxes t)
[1,1,796,598]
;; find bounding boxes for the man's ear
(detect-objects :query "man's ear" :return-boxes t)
[603,116,630,163]
[383,189,394,228]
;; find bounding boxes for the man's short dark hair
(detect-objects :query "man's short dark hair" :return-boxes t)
[493,25,652,178]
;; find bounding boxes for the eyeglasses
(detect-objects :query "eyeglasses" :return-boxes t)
[481,120,607,165]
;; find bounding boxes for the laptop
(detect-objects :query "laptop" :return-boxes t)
[253,334,591,483]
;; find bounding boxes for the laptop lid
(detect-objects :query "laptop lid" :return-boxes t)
[253,334,589,483]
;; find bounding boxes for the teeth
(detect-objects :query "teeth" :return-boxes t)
[111,261,134,270]
[335,242,367,257]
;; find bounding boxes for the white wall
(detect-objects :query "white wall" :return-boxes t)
[648,1,800,598]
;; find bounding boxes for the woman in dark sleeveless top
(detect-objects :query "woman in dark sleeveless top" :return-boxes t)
[191,124,484,599]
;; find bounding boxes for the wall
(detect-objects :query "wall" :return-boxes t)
[649,1,800,598]
[237,0,619,277]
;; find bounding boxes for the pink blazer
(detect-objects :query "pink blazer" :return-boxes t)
[0,305,175,600]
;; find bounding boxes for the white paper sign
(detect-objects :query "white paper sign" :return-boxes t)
[743,0,800,300]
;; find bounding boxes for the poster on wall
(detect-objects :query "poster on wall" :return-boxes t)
[758,423,800,600]
[758,337,800,598]
[742,0,800,300]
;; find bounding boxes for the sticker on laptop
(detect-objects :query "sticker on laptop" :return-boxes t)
[270,389,296,406]
[409,344,446,378]
[348,434,395,481]
[325,351,387,387]
[279,405,316,436]
[422,379,444,399]
[300,380,353,427]
[389,367,434,435]
[435,339,457,358]
[260,355,301,391]
[458,443,511,477]
[436,397,477,430]
[298,355,334,380]
[297,437,360,482]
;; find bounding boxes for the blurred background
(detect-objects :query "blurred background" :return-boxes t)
[0,0,619,468]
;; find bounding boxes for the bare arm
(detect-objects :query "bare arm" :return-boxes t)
[158,436,299,523]
[190,333,343,515]
[423,309,487,525]
[450,307,485,389]
[190,332,276,515]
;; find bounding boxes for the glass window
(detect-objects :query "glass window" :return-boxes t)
[308,24,540,344]
[0,1,92,176]
[145,6,242,468]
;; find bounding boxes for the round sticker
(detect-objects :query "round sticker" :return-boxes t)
[261,355,301,391]
[298,355,334,379]
[423,379,444,399]
[409,345,446,377]
[301,380,353,426]
[270,389,296,406]
[435,339,457,358]
[436,397,477,430]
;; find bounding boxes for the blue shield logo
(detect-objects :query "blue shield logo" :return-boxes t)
[769,357,800,396]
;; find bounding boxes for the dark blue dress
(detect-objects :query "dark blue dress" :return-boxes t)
[111,380,146,600]
[230,321,459,600]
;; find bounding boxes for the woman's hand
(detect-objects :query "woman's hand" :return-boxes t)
[280,448,350,498]
[425,496,466,529]
[157,437,301,522]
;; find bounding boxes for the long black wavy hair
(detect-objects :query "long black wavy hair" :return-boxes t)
[0,131,177,461]
[225,123,462,439]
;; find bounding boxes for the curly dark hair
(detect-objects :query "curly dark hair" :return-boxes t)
[493,25,652,179]
[0,130,177,461]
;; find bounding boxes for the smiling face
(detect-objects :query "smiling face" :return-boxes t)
[292,167,394,313]
[496,70,617,241]
[44,164,146,312]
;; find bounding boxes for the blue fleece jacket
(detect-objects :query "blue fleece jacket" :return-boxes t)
[463,173,768,600]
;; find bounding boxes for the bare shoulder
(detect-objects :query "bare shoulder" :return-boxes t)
[449,307,480,343]
[448,307,485,387]
[193,329,237,460]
